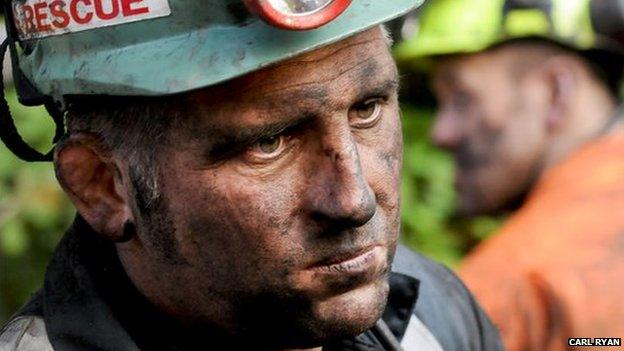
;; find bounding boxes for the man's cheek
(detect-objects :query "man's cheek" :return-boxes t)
[376,119,403,185]
[369,118,402,230]
[188,209,296,293]
[181,206,270,288]
[381,109,403,170]
[189,183,292,250]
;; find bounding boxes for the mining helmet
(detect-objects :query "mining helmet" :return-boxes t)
[394,0,624,62]
[0,0,421,161]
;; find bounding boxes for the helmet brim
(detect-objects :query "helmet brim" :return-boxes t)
[18,0,422,101]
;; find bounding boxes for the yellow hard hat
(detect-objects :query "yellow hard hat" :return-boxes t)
[395,0,602,62]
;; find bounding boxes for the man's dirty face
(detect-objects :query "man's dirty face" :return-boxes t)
[431,50,546,216]
[132,28,402,347]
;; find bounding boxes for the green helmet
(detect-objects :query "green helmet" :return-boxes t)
[0,0,421,161]
[7,0,420,103]
[394,0,623,62]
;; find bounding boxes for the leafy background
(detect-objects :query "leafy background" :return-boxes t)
[0,89,75,322]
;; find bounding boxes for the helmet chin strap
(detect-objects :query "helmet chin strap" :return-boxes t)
[372,318,404,351]
[0,37,63,162]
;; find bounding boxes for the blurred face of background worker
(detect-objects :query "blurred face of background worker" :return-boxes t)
[429,41,620,216]
[57,27,403,348]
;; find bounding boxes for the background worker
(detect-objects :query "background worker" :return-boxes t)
[396,0,624,350]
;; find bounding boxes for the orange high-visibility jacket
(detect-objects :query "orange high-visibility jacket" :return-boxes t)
[459,133,624,351]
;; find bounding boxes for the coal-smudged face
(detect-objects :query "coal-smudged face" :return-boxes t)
[431,49,548,216]
[120,28,403,349]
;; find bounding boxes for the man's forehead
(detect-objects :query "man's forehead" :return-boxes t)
[189,27,392,100]
[245,27,391,83]
[433,51,505,90]
[433,55,471,87]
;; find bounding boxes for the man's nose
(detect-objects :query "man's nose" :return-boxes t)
[305,131,377,228]
[431,110,463,149]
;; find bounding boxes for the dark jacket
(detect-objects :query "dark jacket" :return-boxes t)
[0,216,503,350]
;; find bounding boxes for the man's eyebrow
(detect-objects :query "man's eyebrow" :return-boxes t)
[354,76,399,102]
[206,114,314,160]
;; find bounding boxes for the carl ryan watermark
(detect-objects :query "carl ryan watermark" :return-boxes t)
[568,338,622,347]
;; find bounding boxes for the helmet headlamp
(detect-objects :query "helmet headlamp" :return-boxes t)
[243,0,352,30]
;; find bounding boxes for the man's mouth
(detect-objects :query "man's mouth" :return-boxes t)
[307,246,384,274]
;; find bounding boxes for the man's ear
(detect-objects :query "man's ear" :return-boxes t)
[54,133,134,242]
[539,56,578,133]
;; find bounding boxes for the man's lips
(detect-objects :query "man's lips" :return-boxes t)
[306,245,384,274]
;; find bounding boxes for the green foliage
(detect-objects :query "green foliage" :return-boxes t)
[400,105,461,266]
[0,89,74,323]
[399,105,502,267]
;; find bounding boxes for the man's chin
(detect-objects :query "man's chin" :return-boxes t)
[308,277,390,341]
[277,245,394,346]
[457,187,490,217]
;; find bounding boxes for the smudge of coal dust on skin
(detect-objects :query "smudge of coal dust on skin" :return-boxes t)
[129,165,187,264]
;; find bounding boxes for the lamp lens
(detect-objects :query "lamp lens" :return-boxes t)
[267,0,333,15]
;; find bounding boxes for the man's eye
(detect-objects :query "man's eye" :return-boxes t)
[248,135,286,159]
[349,98,383,128]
